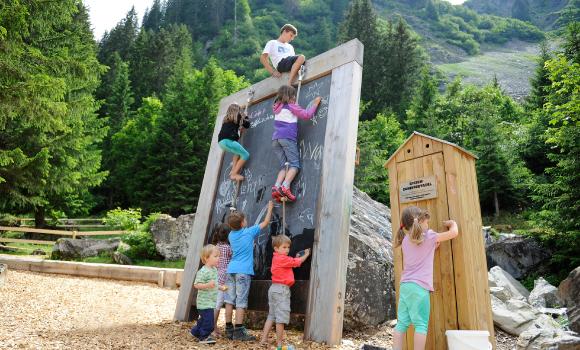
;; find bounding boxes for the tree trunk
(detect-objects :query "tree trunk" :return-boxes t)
[34,207,46,228]
[493,191,500,218]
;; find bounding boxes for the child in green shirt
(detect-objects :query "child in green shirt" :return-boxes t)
[189,244,224,344]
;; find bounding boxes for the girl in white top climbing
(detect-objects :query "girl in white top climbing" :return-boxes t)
[270,85,321,202]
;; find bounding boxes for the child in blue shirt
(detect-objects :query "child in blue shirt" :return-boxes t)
[224,200,274,341]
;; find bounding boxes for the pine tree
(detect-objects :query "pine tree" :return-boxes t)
[98,7,138,61]
[0,1,107,223]
[381,17,426,119]
[533,53,580,273]
[129,24,194,105]
[142,0,164,31]
[406,67,438,132]
[355,112,405,204]
[137,58,248,215]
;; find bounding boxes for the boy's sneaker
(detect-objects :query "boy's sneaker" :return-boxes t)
[232,326,257,341]
[271,186,282,202]
[277,346,296,350]
[199,336,217,344]
[278,186,296,202]
[225,325,234,340]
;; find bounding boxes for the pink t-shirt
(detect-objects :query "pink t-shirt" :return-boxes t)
[400,229,437,291]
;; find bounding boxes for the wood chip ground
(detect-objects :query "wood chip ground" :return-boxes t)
[0,270,517,349]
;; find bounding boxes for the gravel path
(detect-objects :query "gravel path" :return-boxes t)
[0,270,516,349]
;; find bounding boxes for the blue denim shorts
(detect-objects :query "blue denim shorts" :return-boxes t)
[219,139,250,161]
[272,138,300,169]
[224,273,252,309]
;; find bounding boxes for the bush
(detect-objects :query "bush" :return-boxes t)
[102,208,142,230]
[121,230,158,260]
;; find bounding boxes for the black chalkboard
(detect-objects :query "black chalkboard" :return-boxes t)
[208,74,332,281]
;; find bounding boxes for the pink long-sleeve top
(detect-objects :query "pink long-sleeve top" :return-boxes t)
[272,101,318,141]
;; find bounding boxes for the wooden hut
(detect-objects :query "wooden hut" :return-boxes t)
[385,132,495,349]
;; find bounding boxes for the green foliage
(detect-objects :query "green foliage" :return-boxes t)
[102,208,142,231]
[121,230,158,260]
[355,112,406,204]
[531,49,580,273]
[339,1,426,118]
[0,1,107,220]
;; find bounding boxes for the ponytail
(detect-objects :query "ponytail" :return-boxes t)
[398,206,430,246]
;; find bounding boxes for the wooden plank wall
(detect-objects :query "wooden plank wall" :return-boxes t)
[443,145,495,348]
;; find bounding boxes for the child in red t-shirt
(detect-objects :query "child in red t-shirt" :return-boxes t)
[260,235,310,349]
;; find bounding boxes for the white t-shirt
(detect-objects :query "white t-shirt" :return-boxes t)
[262,40,295,69]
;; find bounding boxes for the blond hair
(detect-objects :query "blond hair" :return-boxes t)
[201,244,218,264]
[393,206,430,248]
[280,23,297,35]
[223,103,244,124]
[272,234,291,248]
[227,211,245,230]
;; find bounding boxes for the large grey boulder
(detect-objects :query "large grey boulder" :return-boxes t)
[0,263,6,287]
[529,277,562,309]
[558,267,580,333]
[51,238,121,260]
[486,235,551,279]
[245,187,395,331]
[517,311,580,350]
[491,294,541,335]
[489,266,531,301]
[344,187,395,330]
[149,214,195,260]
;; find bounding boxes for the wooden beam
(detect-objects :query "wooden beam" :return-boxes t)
[219,39,364,107]
[0,226,74,235]
[304,60,362,346]
[0,238,56,245]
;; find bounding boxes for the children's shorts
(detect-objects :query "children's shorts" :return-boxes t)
[267,283,291,324]
[272,138,300,169]
[215,289,226,310]
[276,55,301,73]
[224,273,251,309]
[394,282,431,335]
[219,139,250,161]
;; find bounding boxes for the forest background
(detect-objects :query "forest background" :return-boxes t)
[0,0,578,283]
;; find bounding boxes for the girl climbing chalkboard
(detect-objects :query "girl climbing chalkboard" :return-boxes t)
[218,103,251,181]
[271,85,321,202]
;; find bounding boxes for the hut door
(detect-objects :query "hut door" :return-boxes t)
[393,152,458,350]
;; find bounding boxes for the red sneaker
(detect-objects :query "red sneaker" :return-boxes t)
[279,186,296,202]
[271,186,282,202]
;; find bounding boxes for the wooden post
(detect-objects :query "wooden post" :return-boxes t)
[304,60,362,345]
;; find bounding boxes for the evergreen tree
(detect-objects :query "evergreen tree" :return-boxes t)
[97,7,138,61]
[97,52,135,208]
[406,67,438,132]
[533,53,580,274]
[109,97,163,207]
[129,24,194,105]
[381,17,426,119]
[142,0,164,31]
[339,0,381,116]
[0,1,107,224]
[355,112,405,204]
[137,58,248,215]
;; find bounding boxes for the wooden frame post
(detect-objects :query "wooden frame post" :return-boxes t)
[304,61,362,345]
